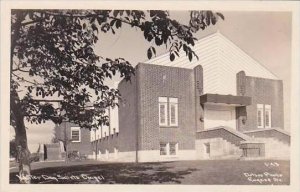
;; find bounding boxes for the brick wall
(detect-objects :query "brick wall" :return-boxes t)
[55,122,92,156]
[95,75,138,154]
[236,71,284,131]
[136,63,196,151]
[194,65,205,131]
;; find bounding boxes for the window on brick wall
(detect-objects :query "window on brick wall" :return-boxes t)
[265,105,271,128]
[160,142,178,156]
[160,143,167,155]
[169,98,178,126]
[169,143,178,155]
[257,104,264,128]
[257,104,272,128]
[71,127,81,142]
[159,97,178,127]
[159,97,168,126]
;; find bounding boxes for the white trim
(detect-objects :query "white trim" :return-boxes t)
[159,97,168,102]
[169,97,178,103]
[71,127,81,142]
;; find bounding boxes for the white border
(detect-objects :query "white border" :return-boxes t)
[1,1,299,192]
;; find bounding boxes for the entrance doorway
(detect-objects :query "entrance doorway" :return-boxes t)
[204,104,236,129]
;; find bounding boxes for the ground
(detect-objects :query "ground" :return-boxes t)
[10,160,290,184]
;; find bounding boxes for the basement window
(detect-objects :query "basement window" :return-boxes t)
[160,142,178,156]
[160,143,167,156]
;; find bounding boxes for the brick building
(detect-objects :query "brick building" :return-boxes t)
[54,32,290,162]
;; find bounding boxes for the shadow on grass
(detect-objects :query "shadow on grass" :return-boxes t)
[10,162,197,184]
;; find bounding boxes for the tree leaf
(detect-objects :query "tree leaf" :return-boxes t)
[116,20,122,29]
[110,19,116,27]
[151,46,156,56]
[147,47,152,59]
[91,23,98,33]
[188,52,193,61]
[216,12,225,20]
[113,10,119,18]
[170,53,175,61]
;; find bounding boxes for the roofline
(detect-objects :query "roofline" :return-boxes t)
[144,31,279,79]
[217,32,280,79]
[144,32,219,64]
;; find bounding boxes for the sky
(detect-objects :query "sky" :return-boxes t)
[10,11,292,152]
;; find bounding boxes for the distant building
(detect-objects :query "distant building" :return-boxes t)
[54,32,290,162]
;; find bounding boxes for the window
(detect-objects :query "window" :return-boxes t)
[265,105,271,128]
[204,143,210,154]
[159,97,168,126]
[159,97,178,127]
[71,127,81,142]
[257,104,272,128]
[169,143,178,156]
[160,142,178,156]
[160,143,167,156]
[257,104,264,128]
[169,98,178,126]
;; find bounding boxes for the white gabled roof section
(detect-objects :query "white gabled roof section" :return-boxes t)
[144,32,278,95]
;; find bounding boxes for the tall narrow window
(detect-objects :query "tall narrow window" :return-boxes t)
[169,98,178,126]
[257,104,264,128]
[265,105,271,128]
[71,127,81,142]
[159,97,168,126]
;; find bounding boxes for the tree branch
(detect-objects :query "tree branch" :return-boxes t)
[11,73,42,85]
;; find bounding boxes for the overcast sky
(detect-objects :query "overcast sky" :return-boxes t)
[11,11,291,152]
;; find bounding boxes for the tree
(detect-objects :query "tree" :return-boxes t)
[10,139,17,159]
[10,9,224,183]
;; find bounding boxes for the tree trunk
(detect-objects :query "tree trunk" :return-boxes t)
[11,93,31,184]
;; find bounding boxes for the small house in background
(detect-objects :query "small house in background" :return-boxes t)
[53,32,290,162]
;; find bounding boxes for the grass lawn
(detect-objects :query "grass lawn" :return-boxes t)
[9,160,289,185]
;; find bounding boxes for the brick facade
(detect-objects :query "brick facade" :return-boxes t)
[236,71,284,132]
[136,63,197,151]
[52,63,287,161]
[55,122,92,156]
[93,74,138,157]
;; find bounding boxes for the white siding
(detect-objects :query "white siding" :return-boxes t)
[145,32,278,95]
